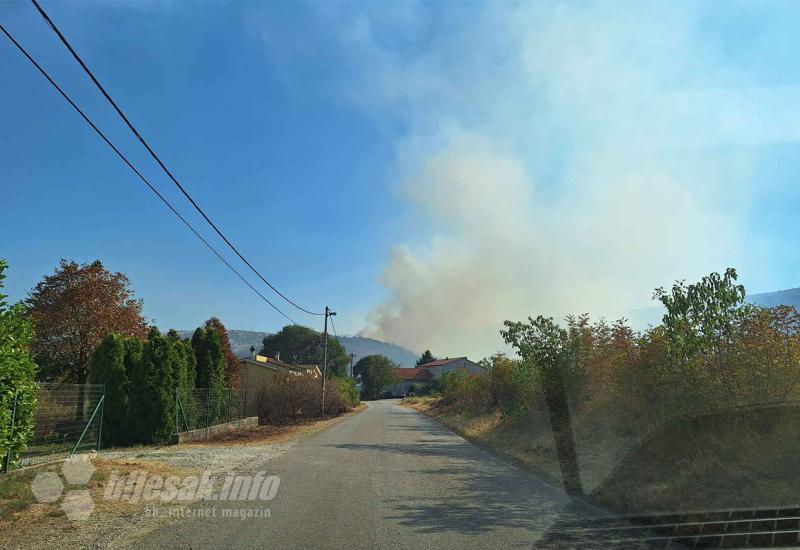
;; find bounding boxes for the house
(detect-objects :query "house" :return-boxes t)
[386,356,484,395]
[416,356,484,377]
[239,351,321,392]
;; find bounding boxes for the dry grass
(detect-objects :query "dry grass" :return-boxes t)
[406,397,800,516]
[0,455,194,547]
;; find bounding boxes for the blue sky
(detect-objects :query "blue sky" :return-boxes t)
[1,1,404,337]
[3,1,800,358]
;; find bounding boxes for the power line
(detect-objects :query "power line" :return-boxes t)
[30,0,324,317]
[329,315,338,339]
[0,22,298,325]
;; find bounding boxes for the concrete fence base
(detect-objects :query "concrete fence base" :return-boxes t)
[172,416,259,444]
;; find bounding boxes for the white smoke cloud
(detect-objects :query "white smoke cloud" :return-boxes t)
[309,2,795,358]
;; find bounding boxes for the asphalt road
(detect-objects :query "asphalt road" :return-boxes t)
[128,400,599,549]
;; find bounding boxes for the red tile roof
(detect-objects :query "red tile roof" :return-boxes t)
[393,368,434,381]
[417,357,466,369]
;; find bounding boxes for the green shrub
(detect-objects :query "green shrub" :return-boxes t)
[440,370,492,408]
[335,376,360,407]
[89,334,129,447]
[0,260,37,468]
[323,377,354,416]
[192,327,226,420]
[485,353,539,418]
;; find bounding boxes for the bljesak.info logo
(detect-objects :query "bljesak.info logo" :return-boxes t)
[31,456,280,521]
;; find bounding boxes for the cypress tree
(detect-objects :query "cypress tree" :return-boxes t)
[89,334,128,447]
[192,328,225,392]
[127,328,178,442]
[191,327,226,422]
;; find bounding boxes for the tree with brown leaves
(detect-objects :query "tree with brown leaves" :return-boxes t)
[26,259,148,384]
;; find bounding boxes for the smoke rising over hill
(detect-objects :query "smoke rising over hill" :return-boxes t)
[339,3,792,358]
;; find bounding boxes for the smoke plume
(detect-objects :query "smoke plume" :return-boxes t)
[334,3,786,358]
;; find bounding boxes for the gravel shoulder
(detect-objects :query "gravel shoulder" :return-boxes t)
[0,409,364,550]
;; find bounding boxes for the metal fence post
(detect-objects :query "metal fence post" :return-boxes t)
[226,388,231,424]
[175,387,179,436]
[205,388,210,431]
[70,394,104,457]
[96,384,105,452]
[3,390,19,473]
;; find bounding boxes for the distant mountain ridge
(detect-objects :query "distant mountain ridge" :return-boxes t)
[748,287,800,309]
[175,329,419,368]
[630,287,800,327]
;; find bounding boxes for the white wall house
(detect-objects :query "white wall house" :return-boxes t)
[385,357,485,396]
[416,357,484,378]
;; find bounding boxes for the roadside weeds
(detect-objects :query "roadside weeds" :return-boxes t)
[403,396,800,516]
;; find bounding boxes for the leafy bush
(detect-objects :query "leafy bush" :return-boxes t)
[257,374,320,421]
[483,353,541,418]
[323,377,356,416]
[335,376,360,408]
[0,260,37,468]
[440,370,492,409]
[256,374,356,422]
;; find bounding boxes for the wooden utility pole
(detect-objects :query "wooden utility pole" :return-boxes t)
[321,306,336,413]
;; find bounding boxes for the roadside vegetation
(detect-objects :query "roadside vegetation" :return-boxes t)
[0,260,37,469]
[353,354,399,399]
[407,268,800,514]
[0,257,361,539]
[257,373,358,420]
[1,258,359,465]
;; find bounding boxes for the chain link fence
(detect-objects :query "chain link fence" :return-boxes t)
[4,383,105,470]
[175,388,258,433]
[3,384,256,471]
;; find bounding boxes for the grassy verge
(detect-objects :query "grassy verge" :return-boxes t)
[0,468,39,518]
[404,396,800,515]
[0,456,194,546]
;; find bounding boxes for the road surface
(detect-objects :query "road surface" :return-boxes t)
[128,400,598,549]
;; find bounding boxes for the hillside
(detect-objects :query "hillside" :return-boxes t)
[630,287,800,328]
[748,287,800,309]
[176,329,419,368]
[335,335,418,367]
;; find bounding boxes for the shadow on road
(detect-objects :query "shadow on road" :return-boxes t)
[324,412,599,542]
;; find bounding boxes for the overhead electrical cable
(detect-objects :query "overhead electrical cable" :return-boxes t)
[30,0,325,317]
[0,22,298,325]
[329,315,338,339]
